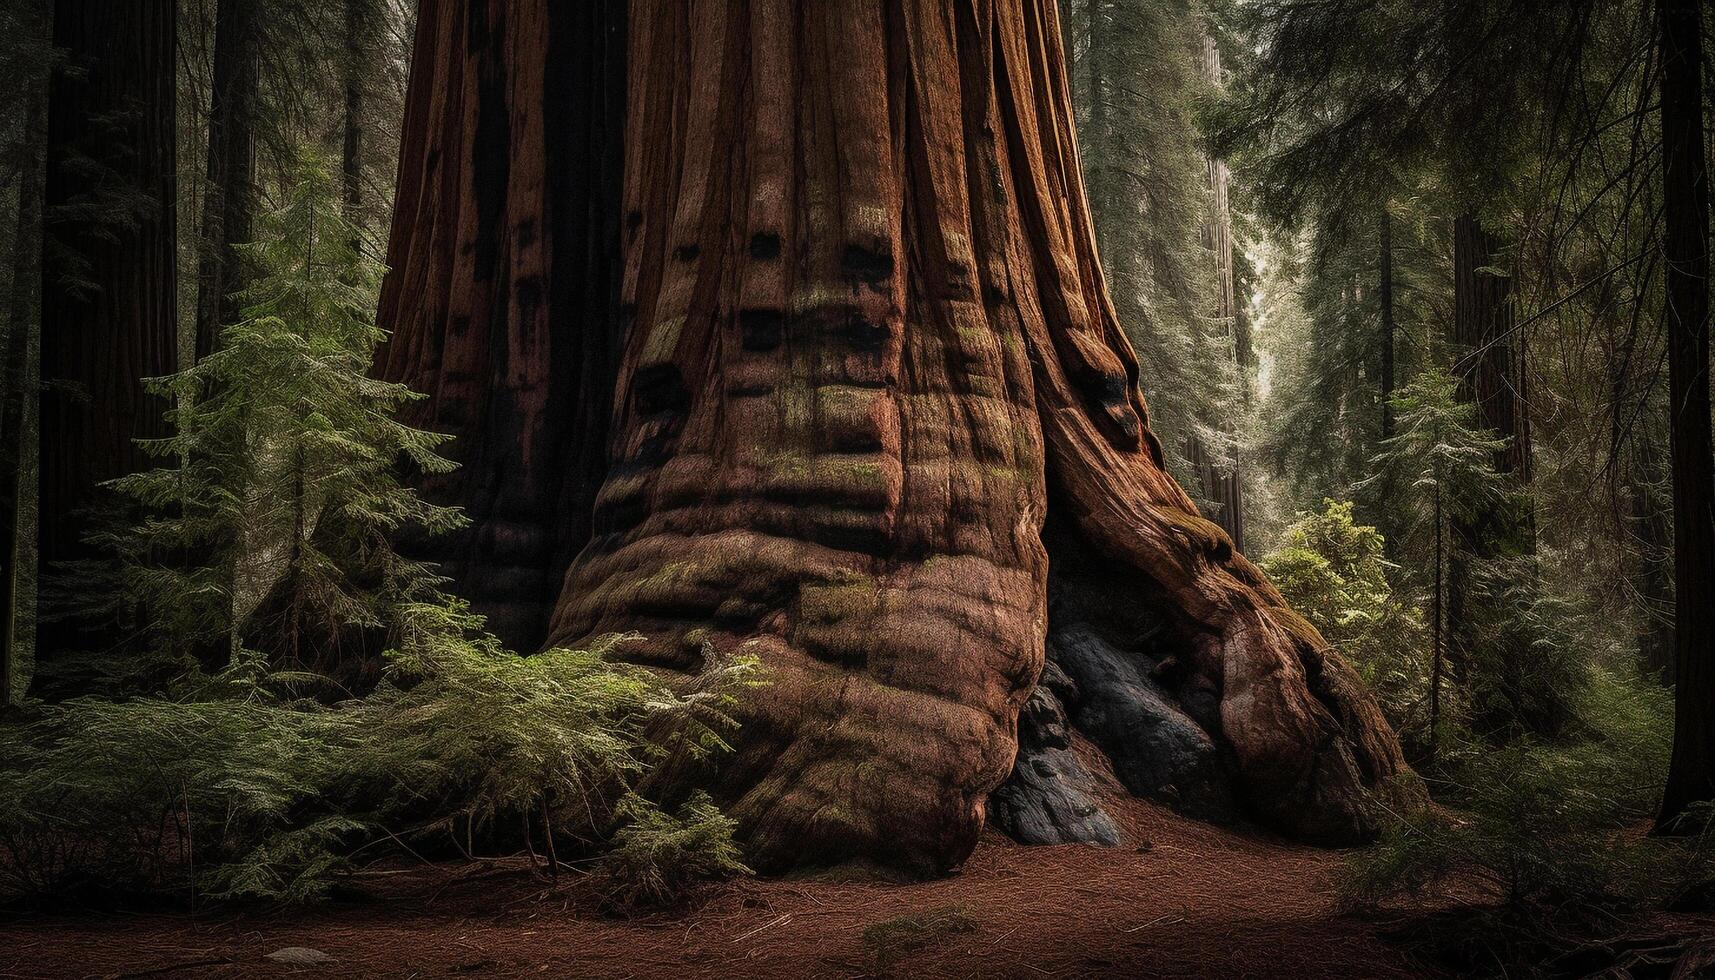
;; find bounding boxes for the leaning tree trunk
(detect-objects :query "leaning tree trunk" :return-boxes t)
[39,0,179,655]
[525,0,1410,875]
[373,0,627,653]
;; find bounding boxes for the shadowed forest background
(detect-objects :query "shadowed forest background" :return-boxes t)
[1,0,1714,977]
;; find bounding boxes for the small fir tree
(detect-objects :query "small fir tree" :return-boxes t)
[70,154,463,675]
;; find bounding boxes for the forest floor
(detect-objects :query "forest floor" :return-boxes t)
[4,791,1712,979]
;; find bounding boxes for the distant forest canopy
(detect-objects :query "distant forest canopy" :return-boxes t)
[0,0,1712,961]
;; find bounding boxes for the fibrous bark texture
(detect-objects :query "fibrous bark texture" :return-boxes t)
[537,0,1410,874]
[39,0,179,651]
[1655,0,1714,830]
[373,0,627,652]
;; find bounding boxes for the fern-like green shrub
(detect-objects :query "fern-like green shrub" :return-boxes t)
[594,791,750,911]
[1261,499,1434,746]
[0,613,760,906]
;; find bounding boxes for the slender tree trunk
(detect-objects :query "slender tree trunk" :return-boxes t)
[1655,0,1715,832]
[1430,471,1443,764]
[1380,209,1395,442]
[39,0,180,655]
[1,87,46,708]
[1631,427,1675,682]
[194,0,257,361]
[341,0,370,224]
[1193,28,1245,551]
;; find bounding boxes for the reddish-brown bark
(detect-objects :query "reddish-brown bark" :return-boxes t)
[530,0,1409,873]
[39,0,179,651]
[379,0,1411,874]
[373,0,627,652]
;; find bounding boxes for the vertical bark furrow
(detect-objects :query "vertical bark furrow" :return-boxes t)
[374,0,626,652]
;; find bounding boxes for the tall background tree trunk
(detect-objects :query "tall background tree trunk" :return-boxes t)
[1448,211,1550,734]
[1,86,45,707]
[1380,209,1395,442]
[1451,213,1532,482]
[1192,27,1245,551]
[1655,0,1714,831]
[193,0,256,361]
[372,0,627,653]
[39,0,179,655]
[341,0,371,225]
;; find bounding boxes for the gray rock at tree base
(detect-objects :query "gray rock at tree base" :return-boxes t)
[1049,621,1238,823]
[989,676,1123,846]
[991,521,1242,846]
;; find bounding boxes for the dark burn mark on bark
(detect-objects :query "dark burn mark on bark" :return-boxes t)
[749,231,782,260]
[465,0,490,54]
[633,363,690,417]
[842,243,894,285]
[844,314,891,352]
[674,243,700,262]
[515,217,537,248]
[626,209,643,231]
[729,383,774,397]
[740,308,784,350]
[983,283,1008,307]
[470,10,510,284]
[1076,369,1129,407]
[515,275,544,324]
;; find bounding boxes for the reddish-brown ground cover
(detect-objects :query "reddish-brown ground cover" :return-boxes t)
[3,799,1439,980]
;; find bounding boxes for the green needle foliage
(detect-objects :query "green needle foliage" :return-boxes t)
[0,623,759,906]
[2,157,761,909]
[53,154,462,676]
[1261,500,1430,749]
[595,791,749,912]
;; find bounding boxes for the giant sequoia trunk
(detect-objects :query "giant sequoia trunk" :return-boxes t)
[39,0,179,654]
[383,0,1411,875]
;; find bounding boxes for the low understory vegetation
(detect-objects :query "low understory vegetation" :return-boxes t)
[0,620,758,909]
[0,163,757,911]
[1265,486,1713,974]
